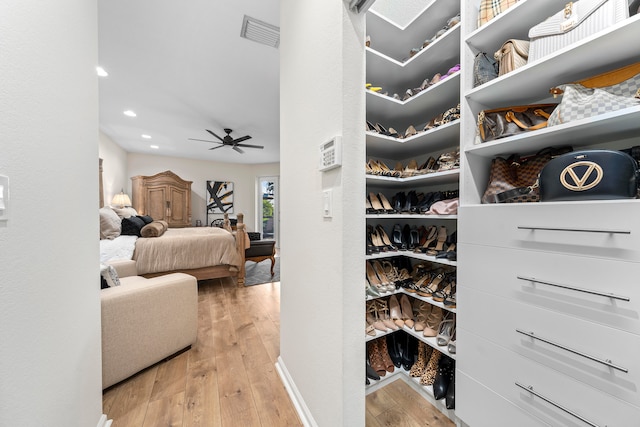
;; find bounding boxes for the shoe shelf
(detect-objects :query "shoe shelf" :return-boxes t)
[366,25,461,95]
[366,72,460,129]
[365,289,457,315]
[366,120,459,160]
[365,366,405,395]
[464,0,569,51]
[366,0,457,61]
[366,169,459,188]
[366,326,456,361]
[365,370,457,423]
[366,213,457,220]
[465,105,640,160]
[365,251,457,267]
[465,14,640,108]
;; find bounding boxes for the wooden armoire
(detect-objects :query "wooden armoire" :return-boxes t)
[131,170,192,228]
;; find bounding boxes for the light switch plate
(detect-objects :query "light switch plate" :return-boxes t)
[323,189,332,218]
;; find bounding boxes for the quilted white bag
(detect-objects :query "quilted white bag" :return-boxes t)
[528,0,628,62]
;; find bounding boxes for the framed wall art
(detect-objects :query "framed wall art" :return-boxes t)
[206,180,234,216]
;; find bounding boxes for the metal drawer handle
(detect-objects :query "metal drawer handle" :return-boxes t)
[517,275,630,302]
[516,329,628,373]
[518,225,630,234]
[515,382,602,427]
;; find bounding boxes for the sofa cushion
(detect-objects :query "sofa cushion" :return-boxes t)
[100,263,121,288]
[111,206,138,219]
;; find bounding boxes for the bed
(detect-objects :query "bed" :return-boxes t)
[99,161,247,285]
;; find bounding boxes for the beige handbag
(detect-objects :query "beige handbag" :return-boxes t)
[495,39,529,76]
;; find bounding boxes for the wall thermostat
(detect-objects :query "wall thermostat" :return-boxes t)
[319,136,342,172]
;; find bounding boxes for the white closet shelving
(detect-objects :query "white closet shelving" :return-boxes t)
[364,1,461,422]
[457,1,640,425]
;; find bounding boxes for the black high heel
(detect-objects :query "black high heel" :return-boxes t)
[392,224,407,251]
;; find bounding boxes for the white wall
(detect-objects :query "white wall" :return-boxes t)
[99,131,129,205]
[127,153,279,230]
[0,1,103,426]
[279,1,365,425]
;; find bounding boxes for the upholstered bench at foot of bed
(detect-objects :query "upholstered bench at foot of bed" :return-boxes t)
[101,260,197,389]
[245,240,276,276]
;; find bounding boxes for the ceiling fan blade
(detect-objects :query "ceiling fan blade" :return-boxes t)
[232,146,244,154]
[232,135,252,144]
[206,129,225,142]
[235,143,264,149]
[189,138,222,144]
[209,145,226,151]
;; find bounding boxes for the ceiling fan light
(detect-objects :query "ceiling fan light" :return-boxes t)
[240,15,279,49]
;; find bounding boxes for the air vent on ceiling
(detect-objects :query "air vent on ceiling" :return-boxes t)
[240,15,280,48]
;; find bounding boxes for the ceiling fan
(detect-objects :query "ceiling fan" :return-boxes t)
[189,128,264,153]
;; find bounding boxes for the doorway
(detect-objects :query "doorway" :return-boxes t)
[258,176,279,246]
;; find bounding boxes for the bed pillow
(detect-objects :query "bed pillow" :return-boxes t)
[120,215,146,237]
[99,207,122,240]
[100,263,121,288]
[111,206,138,219]
[140,220,168,238]
[137,215,153,224]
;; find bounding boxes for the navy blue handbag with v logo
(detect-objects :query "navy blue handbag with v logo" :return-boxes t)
[539,150,639,202]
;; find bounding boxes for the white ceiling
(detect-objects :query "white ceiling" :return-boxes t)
[98,0,280,164]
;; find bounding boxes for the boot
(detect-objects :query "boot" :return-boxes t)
[409,341,430,377]
[367,339,386,377]
[433,357,454,400]
[401,333,416,371]
[377,336,395,374]
[386,333,402,368]
[420,348,441,385]
[445,368,455,409]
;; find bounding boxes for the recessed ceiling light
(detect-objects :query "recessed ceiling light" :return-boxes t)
[141,134,151,139]
[150,145,159,149]
[96,66,109,77]
[123,110,137,117]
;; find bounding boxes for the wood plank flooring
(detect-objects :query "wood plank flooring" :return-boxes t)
[103,277,453,426]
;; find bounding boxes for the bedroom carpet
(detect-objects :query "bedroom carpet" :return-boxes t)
[244,257,280,286]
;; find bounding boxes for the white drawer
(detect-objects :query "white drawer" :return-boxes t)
[458,243,640,335]
[459,201,640,261]
[456,371,551,427]
[458,330,640,427]
[458,287,640,407]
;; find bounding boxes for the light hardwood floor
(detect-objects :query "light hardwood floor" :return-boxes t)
[103,277,453,426]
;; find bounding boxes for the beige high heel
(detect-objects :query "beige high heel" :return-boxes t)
[366,301,387,333]
[376,299,399,331]
[399,294,415,328]
[388,295,405,328]
[423,306,443,337]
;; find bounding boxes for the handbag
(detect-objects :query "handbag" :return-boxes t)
[473,52,499,87]
[548,62,640,126]
[539,150,639,201]
[495,39,529,76]
[482,146,573,203]
[477,0,520,28]
[477,104,557,142]
[528,0,629,62]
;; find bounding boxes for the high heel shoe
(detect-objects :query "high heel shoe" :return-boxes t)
[366,300,387,332]
[391,223,407,251]
[433,356,454,400]
[432,275,455,302]
[388,295,405,328]
[426,226,448,256]
[377,337,395,374]
[377,193,395,213]
[414,225,437,253]
[413,300,432,331]
[367,339,387,377]
[410,341,432,377]
[420,348,441,385]
[367,192,385,213]
[376,224,397,252]
[366,261,386,294]
[448,328,457,354]
[373,261,394,291]
[436,315,455,346]
[399,294,415,329]
[376,299,399,331]
[423,305,443,337]
[403,159,419,177]
[404,125,417,138]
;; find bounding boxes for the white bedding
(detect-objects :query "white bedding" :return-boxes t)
[99,235,138,263]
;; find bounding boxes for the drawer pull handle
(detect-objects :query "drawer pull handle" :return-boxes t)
[518,225,630,234]
[516,329,628,373]
[517,275,630,302]
[515,382,602,427]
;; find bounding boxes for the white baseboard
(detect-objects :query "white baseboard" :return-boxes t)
[275,357,318,427]
[96,414,112,427]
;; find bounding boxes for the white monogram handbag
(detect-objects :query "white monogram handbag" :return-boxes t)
[528,0,629,62]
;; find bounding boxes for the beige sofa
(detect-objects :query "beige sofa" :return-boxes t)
[101,260,198,389]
